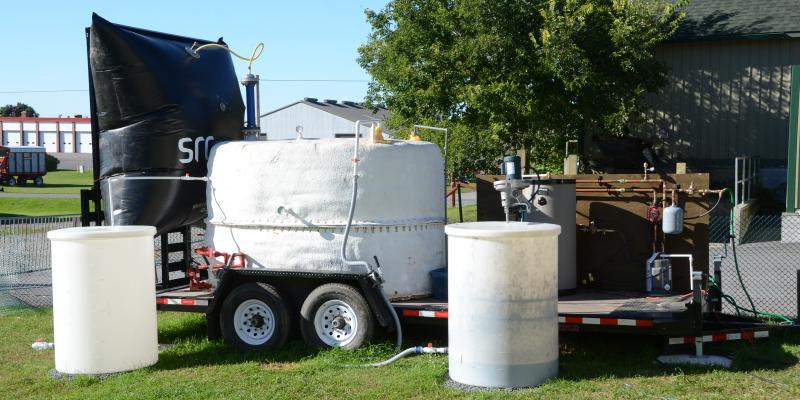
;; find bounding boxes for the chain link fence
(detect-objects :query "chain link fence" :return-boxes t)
[709,211,800,319]
[0,215,205,313]
[3,211,799,320]
[0,215,81,310]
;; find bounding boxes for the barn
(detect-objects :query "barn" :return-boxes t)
[638,0,800,213]
[260,98,389,140]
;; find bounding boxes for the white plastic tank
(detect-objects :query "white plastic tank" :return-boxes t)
[523,178,577,292]
[662,205,684,235]
[445,221,561,388]
[48,226,158,374]
[206,139,445,299]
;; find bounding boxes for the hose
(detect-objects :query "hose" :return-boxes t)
[726,188,758,315]
[353,346,448,368]
[707,275,793,324]
[379,287,403,351]
[684,191,724,220]
[342,119,403,350]
[715,188,794,324]
[193,42,264,71]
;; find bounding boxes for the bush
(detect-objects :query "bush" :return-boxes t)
[45,154,60,171]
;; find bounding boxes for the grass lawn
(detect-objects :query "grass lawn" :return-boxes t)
[0,198,81,217]
[3,170,93,194]
[447,204,476,223]
[1,309,798,399]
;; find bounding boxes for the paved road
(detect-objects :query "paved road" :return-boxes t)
[0,192,79,199]
[448,191,476,206]
[709,241,799,318]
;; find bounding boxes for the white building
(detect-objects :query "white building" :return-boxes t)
[0,117,92,153]
[261,98,390,140]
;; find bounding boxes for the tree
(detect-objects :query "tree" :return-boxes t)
[0,102,39,117]
[358,0,685,175]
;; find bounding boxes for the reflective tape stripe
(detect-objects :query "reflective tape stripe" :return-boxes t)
[401,309,448,318]
[667,331,769,345]
[558,316,654,328]
[156,297,208,307]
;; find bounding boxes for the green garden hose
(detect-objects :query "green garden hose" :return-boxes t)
[711,189,794,325]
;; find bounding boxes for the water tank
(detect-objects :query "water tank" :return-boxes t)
[662,205,684,235]
[206,139,446,299]
[445,221,561,388]
[523,179,577,292]
[47,226,158,374]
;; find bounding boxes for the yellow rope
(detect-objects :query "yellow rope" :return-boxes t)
[193,42,264,71]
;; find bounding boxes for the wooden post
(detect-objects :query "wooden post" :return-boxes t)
[563,155,578,175]
[72,122,77,153]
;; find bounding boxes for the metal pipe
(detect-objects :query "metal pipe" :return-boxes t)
[576,188,658,206]
[575,179,663,184]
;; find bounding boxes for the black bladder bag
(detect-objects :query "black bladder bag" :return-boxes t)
[89,13,244,235]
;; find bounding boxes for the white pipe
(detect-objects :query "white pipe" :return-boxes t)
[341,119,379,274]
[341,119,403,351]
[659,253,694,290]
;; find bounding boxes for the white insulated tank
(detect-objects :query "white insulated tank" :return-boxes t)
[206,139,446,299]
[445,221,561,388]
[47,226,158,374]
[522,179,577,292]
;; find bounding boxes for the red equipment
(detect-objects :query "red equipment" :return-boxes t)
[187,247,246,290]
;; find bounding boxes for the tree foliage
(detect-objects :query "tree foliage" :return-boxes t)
[0,102,39,117]
[358,0,685,175]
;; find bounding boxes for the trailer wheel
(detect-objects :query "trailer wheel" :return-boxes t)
[6,177,16,186]
[300,283,374,349]
[33,176,43,186]
[220,282,290,352]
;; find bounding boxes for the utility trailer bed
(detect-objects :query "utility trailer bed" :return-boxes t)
[155,287,772,346]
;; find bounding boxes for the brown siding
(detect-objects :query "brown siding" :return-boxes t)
[638,38,800,162]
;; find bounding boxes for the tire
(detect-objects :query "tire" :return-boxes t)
[33,176,43,186]
[6,177,16,186]
[17,178,26,186]
[220,282,290,352]
[300,283,374,349]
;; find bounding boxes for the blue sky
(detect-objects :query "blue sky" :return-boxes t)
[0,0,389,117]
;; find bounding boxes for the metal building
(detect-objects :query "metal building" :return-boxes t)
[636,0,800,211]
[260,98,389,140]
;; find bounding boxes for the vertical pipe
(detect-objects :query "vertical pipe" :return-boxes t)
[457,184,463,223]
[796,269,799,323]
[734,158,739,206]
[692,271,704,357]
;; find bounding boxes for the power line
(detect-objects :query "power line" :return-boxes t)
[0,89,87,94]
[0,79,370,94]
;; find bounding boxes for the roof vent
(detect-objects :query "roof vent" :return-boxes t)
[304,97,318,103]
[342,100,357,107]
[323,99,338,104]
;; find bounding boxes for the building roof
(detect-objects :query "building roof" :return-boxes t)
[261,98,389,123]
[673,0,800,41]
[0,117,90,123]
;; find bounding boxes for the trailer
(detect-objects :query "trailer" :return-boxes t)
[79,17,780,356]
[0,146,47,186]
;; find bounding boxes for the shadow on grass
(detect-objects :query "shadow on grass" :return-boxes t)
[559,329,799,381]
[151,314,798,377]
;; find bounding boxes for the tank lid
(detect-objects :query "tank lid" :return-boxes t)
[445,221,560,238]
[48,225,156,241]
